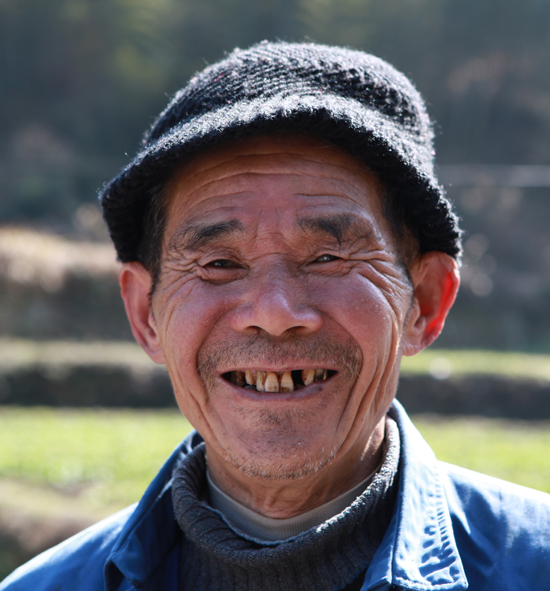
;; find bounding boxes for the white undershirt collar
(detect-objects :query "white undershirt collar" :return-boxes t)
[206,461,382,542]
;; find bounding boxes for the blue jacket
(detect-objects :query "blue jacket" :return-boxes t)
[3,401,550,591]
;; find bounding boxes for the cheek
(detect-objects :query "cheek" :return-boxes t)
[316,277,408,439]
[154,283,232,394]
[314,275,405,351]
[157,280,226,345]
[154,287,230,436]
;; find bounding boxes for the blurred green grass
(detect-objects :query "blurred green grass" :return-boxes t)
[401,349,550,380]
[0,407,192,512]
[413,416,550,493]
[0,407,549,514]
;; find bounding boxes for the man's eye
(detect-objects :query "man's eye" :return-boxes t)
[206,259,240,268]
[315,254,340,263]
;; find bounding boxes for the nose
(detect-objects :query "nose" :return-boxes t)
[231,264,323,337]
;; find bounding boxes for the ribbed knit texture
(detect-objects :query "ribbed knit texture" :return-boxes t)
[100,41,462,265]
[171,416,400,591]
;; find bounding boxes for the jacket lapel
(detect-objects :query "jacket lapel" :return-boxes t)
[362,401,468,591]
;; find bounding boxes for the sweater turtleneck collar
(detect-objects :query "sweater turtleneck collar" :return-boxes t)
[171,415,400,591]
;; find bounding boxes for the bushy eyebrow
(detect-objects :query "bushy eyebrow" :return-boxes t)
[297,213,374,246]
[168,219,244,252]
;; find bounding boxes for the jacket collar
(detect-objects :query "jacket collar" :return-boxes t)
[363,401,467,591]
[104,431,203,590]
[104,404,467,591]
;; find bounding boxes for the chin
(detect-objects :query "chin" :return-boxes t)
[223,440,342,481]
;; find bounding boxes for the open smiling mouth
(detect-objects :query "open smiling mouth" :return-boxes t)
[223,369,336,393]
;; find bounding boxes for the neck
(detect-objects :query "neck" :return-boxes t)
[205,417,386,518]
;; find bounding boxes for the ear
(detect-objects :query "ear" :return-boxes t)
[119,262,165,364]
[401,251,460,356]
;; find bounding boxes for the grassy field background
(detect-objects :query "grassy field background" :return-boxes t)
[1,407,550,515]
[413,415,550,493]
[0,408,192,519]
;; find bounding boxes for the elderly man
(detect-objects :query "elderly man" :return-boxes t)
[3,41,550,591]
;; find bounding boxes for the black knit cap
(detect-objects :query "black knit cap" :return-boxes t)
[100,40,462,262]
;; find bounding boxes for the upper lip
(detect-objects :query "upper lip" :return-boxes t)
[219,365,335,374]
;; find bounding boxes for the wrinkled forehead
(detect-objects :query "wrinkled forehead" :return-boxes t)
[162,133,386,224]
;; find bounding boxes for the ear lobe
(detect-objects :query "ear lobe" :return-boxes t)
[119,262,165,364]
[402,252,460,357]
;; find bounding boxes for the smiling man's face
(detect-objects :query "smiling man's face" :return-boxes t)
[120,134,458,502]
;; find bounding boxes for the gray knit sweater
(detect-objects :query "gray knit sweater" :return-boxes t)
[171,417,400,591]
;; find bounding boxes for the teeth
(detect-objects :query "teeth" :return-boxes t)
[256,371,266,392]
[231,368,329,391]
[265,371,280,392]
[302,369,315,386]
[280,371,294,392]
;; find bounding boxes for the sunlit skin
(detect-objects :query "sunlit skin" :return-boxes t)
[120,134,459,518]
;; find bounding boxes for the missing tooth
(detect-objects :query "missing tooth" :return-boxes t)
[223,369,336,392]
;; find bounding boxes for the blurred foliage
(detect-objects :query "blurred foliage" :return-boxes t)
[0,339,151,370]
[2,0,549,206]
[0,228,130,340]
[437,186,550,352]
